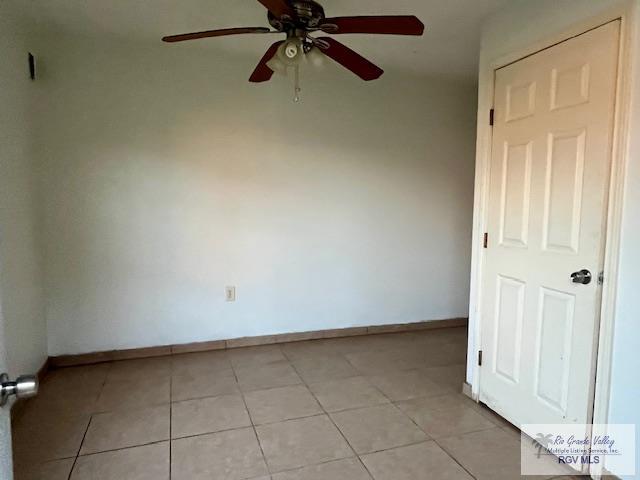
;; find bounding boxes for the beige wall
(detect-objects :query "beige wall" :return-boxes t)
[33,33,479,356]
[0,4,48,377]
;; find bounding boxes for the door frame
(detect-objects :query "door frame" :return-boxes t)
[467,4,637,478]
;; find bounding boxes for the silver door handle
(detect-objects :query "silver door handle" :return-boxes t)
[570,269,592,285]
[0,373,38,407]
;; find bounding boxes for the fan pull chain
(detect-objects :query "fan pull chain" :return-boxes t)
[293,64,301,103]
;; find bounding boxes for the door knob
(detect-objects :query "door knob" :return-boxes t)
[0,373,38,407]
[570,269,592,285]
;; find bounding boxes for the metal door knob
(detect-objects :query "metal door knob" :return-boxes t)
[0,373,38,407]
[570,269,592,285]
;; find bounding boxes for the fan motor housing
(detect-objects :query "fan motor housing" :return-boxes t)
[268,0,325,30]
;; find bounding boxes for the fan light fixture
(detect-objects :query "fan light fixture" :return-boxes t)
[266,40,327,101]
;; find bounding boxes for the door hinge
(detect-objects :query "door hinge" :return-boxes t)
[483,232,488,249]
[478,350,483,366]
[489,109,495,126]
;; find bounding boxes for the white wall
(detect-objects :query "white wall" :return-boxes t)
[34,34,478,356]
[610,2,640,478]
[0,4,48,377]
[470,1,640,478]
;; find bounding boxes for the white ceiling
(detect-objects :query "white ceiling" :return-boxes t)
[22,0,510,79]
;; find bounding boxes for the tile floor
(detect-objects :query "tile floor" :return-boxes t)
[11,327,578,480]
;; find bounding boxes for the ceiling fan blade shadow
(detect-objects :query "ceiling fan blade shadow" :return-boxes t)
[162,27,272,43]
[249,41,285,82]
[320,16,424,35]
[317,37,383,81]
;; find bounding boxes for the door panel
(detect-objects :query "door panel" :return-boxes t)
[499,141,532,247]
[534,286,575,414]
[494,275,525,384]
[480,21,620,430]
[542,130,585,253]
[550,63,590,110]
[506,81,536,122]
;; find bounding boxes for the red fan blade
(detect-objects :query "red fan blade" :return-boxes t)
[256,0,295,19]
[320,16,424,36]
[162,27,271,43]
[249,41,285,83]
[317,37,383,81]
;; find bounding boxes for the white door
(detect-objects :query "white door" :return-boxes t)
[0,305,13,479]
[479,21,620,430]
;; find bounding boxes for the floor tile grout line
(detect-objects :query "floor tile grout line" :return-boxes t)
[249,419,271,476]
[64,365,173,470]
[330,348,445,408]
[358,439,480,480]
[283,336,478,479]
[356,438,434,457]
[168,424,255,443]
[240,384,394,423]
[74,439,170,458]
[346,349,481,479]
[358,364,473,404]
[268,455,371,477]
[281,346,386,406]
[324,354,440,445]
[251,408,333,427]
[339,349,367,375]
[238,379,303,394]
[88,400,170,416]
[411,423,499,442]
[66,361,113,480]
[319,398,391,415]
[433,437,479,480]
[236,411,329,430]
[170,367,445,404]
[232,358,272,476]
[67,411,93,480]
[280,348,370,477]
[383,398,434,440]
[354,455,377,480]
[170,381,302,405]
[92,362,112,406]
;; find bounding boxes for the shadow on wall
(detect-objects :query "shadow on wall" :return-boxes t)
[33,33,478,355]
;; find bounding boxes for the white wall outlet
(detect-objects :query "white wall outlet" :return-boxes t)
[225,286,236,302]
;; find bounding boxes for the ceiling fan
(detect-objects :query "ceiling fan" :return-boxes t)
[162,0,424,83]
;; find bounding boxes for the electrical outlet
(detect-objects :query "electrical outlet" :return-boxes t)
[225,286,236,302]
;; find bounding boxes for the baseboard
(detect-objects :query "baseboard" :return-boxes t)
[49,317,468,368]
[10,357,50,423]
[461,381,474,400]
